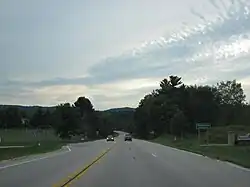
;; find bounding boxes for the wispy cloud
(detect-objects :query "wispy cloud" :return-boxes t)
[1,0,250,109]
[83,0,250,86]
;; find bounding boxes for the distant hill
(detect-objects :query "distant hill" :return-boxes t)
[101,107,135,132]
[0,105,56,117]
[0,105,135,117]
[0,105,54,109]
[104,107,135,113]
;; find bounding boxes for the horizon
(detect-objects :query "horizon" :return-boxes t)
[0,103,135,111]
[1,0,250,110]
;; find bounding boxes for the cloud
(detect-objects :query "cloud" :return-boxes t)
[0,78,160,109]
[85,0,250,97]
[1,0,250,109]
[61,0,250,89]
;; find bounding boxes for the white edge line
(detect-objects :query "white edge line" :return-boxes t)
[65,145,71,152]
[220,161,250,172]
[0,146,26,149]
[0,145,71,170]
[146,140,250,172]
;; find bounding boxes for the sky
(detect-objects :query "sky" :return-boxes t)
[0,0,250,110]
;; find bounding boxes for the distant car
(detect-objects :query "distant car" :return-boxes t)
[124,134,132,141]
[106,135,114,141]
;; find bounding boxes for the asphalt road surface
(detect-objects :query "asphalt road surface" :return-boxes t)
[0,134,250,187]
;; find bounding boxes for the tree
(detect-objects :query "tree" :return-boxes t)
[74,97,97,138]
[54,103,79,139]
[159,75,182,91]
[159,78,171,91]
[74,97,94,117]
[133,75,232,138]
[1,107,23,128]
[169,75,182,88]
[30,107,45,128]
[134,107,150,138]
[134,77,183,138]
[216,80,246,105]
[134,93,157,138]
[215,80,247,126]
[187,85,219,125]
[170,109,188,137]
[95,111,114,137]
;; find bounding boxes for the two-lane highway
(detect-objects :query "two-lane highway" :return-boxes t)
[0,134,250,187]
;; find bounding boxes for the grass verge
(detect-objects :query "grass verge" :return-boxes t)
[0,141,65,161]
[152,135,250,168]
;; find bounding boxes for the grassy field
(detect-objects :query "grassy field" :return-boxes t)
[0,129,64,161]
[153,126,250,168]
[0,129,61,146]
[0,129,103,161]
[0,142,65,161]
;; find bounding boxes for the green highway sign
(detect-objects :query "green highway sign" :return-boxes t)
[196,123,211,130]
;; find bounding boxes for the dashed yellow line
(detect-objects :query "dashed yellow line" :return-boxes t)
[53,144,115,187]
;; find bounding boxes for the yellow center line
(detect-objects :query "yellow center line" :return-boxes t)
[53,144,116,187]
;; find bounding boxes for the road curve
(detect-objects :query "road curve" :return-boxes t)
[0,135,250,187]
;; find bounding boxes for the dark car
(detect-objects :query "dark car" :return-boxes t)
[106,135,114,141]
[124,134,132,141]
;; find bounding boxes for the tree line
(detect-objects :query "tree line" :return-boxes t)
[133,76,250,139]
[0,97,121,139]
[0,75,249,140]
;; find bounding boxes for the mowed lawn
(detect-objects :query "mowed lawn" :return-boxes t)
[0,129,63,161]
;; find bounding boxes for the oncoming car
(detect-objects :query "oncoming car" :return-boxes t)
[106,135,114,141]
[124,134,132,141]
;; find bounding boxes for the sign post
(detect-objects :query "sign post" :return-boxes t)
[198,129,201,143]
[196,123,211,144]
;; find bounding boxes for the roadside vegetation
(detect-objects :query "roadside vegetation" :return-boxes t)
[153,134,250,168]
[0,141,65,161]
[0,129,63,161]
[132,76,250,168]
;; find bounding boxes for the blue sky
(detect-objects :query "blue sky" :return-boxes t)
[1,0,250,109]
